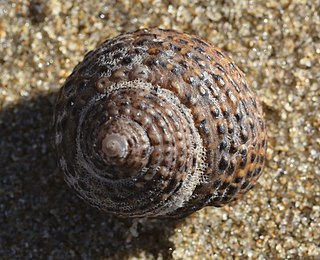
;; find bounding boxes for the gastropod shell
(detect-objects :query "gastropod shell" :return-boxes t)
[53,28,267,218]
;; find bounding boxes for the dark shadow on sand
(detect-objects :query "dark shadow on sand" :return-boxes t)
[0,92,181,259]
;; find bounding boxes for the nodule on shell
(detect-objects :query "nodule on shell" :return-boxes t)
[53,28,267,218]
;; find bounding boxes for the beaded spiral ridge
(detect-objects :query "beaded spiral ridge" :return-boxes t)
[53,28,267,218]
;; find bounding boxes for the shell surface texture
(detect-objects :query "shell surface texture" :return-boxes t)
[54,28,267,218]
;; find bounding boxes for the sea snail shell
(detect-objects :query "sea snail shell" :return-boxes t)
[53,28,267,218]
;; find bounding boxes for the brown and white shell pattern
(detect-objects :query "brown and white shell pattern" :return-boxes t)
[53,28,267,218]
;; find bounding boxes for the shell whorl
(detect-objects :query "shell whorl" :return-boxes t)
[54,28,267,218]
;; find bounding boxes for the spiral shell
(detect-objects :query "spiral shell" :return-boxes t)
[54,28,267,218]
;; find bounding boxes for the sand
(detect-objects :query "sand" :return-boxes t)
[0,0,319,259]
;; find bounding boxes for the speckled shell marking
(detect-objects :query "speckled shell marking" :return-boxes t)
[54,28,267,218]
